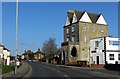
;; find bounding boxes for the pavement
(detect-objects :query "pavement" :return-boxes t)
[55,64,120,78]
[1,62,32,79]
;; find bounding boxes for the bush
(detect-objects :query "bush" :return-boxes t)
[2,65,14,74]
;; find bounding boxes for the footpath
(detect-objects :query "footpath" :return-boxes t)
[1,62,32,79]
[56,64,120,78]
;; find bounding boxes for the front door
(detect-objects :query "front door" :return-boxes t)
[97,56,99,65]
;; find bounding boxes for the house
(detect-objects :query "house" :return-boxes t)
[0,44,4,59]
[90,37,120,67]
[0,44,10,65]
[0,44,4,65]
[34,48,44,61]
[3,47,10,65]
[61,10,108,66]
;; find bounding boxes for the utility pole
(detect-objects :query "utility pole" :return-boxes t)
[15,0,18,74]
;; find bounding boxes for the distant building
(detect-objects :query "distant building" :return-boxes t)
[3,47,10,65]
[90,37,120,67]
[0,44,10,65]
[34,49,44,61]
[0,44,4,59]
[61,10,108,66]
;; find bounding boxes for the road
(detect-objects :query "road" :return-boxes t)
[28,62,119,79]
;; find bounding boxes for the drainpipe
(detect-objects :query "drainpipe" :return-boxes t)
[89,47,91,67]
[104,37,107,64]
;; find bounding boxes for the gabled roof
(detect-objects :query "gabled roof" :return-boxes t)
[3,47,10,51]
[65,10,106,26]
[67,10,74,24]
[87,12,100,23]
[0,44,4,47]
[74,10,84,21]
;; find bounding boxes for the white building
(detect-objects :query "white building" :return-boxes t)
[0,44,4,59]
[90,37,120,65]
[0,44,10,65]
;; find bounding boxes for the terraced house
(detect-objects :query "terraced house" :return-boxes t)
[61,10,109,66]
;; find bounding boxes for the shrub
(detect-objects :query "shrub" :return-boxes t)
[2,65,14,74]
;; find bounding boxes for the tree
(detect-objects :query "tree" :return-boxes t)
[42,37,58,59]
[23,50,34,60]
[28,53,34,60]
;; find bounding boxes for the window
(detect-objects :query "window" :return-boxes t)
[95,41,99,47]
[118,54,120,60]
[93,25,96,32]
[66,37,69,42]
[109,54,114,60]
[67,28,69,34]
[109,40,112,45]
[72,36,75,42]
[72,25,75,32]
[101,27,104,32]
[84,35,86,43]
[109,40,120,46]
[83,24,87,31]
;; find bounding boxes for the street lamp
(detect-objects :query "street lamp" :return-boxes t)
[15,0,18,74]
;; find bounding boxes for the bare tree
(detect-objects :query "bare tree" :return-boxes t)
[42,38,58,59]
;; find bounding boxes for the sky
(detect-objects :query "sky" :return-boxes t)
[2,2,118,56]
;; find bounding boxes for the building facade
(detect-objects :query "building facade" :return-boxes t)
[0,44,10,65]
[90,37,120,66]
[61,10,108,66]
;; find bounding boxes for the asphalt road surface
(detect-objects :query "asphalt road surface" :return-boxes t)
[28,62,119,79]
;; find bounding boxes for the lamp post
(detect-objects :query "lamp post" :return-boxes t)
[15,0,18,74]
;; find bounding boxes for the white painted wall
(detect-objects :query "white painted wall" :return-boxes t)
[106,37,120,64]
[90,37,120,64]
[96,15,107,25]
[90,37,105,64]
[7,57,10,65]
[79,12,92,23]
[3,49,10,65]
[3,50,7,59]
[65,16,70,26]
[106,37,119,50]
[72,12,77,23]
[0,46,3,58]
[106,52,119,64]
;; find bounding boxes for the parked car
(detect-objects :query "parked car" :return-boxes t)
[32,59,37,63]
[28,59,32,62]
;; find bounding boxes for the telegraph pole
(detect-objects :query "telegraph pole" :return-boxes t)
[15,0,18,74]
